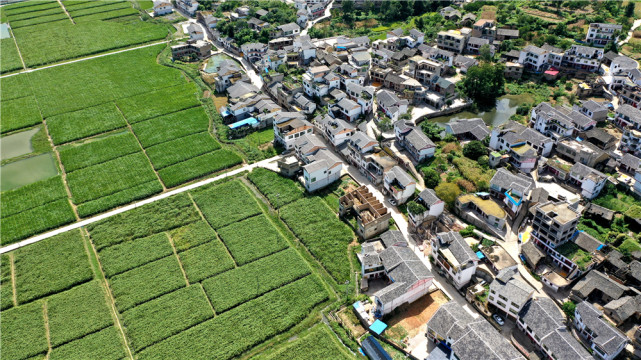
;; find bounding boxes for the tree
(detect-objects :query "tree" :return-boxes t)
[407,201,426,215]
[422,168,440,188]
[463,140,487,160]
[421,122,442,141]
[562,301,576,320]
[604,40,618,54]
[435,182,461,207]
[459,62,505,105]
[277,64,288,73]
[478,155,489,169]
[625,2,635,17]
[341,0,355,23]
[479,44,493,62]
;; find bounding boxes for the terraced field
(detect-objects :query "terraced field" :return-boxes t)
[0,176,340,360]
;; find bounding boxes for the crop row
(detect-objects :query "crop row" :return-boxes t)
[280,198,354,283]
[177,231,237,281]
[145,132,221,170]
[1,176,68,217]
[67,1,131,17]
[137,276,328,360]
[10,13,70,29]
[98,232,173,277]
[0,39,24,74]
[3,0,60,15]
[121,285,214,351]
[74,7,139,22]
[217,214,288,266]
[64,0,125,11]
[1,255,14,311]
[115,82,202,124]
[158,148,243,187]
[87,193,200,249]
[76,179,164,218]
[191,180,262,229]
[49,326,126,360]
[1,95,42,134]
[1,198,76,246]
[131,106,210,148]
[202,248,310,313]
[6,4,64,21]
[168,220,218,252]
[1,74,33,102]
[46,102,128,145]
[58,131,140,172]
[258,325,355,360]
[0,301,48,360]
[247,168,304,208]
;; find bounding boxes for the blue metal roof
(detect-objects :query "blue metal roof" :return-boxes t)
[228,117,258,129]
[362,336,392,360]
[369,320,387,335]
[476,251,485,260]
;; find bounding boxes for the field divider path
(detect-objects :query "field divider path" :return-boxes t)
[43,301,52,359]
[7,23,26,71]
[56,0,75,24]
[9,253,18,307]
[199,283,216,316]
[166,233,190,286]
[0,40,168,79]
[115,104,167,191]
[0,155,281,255]
[82,228,135,360]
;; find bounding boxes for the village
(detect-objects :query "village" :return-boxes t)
[153,0,641,359]
[0,0,640,359]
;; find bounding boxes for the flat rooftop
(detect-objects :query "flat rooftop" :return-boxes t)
[458,194,506,219]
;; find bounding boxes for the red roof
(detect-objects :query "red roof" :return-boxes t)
[544,67,559,76]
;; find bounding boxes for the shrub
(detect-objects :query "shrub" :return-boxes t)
[462,140,487,160]
[435,182,461,206]
[407,201,426,215]
[457,179,477,192]
[422,167,441,188]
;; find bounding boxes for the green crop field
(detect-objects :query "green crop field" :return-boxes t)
[46,102,128,145]
[1,74,33,101]
[98,232,174,277]
[145,132,221,170]
[281,198,355,283]
[1,176,68,217]
[260,325,356,360]
[178,239,236,282]
[217,214,288,265]
[0,38,24,74]
[66,151,160,204]
[108,255,186,311]
[1,96,42,134]
[58,132,140,172]
[9,13,69,29]
[1,255,13,311]
[3,0,60,14]
[157,149,243,187]
[168,220,218,252]
[116,83,202,123]
[192,180,262,229]
[1,198,77,245]
[13,20,168,67]
[248,168,304,208]
[73,7,139,22]
[12,230,92,304]
[49,326,126,360]
[137,276,329,360]
[66,1,131,17]
[76,180,164,218]
[0,301,48,360]
[202,248,311,313]
[46,280,113,347]
[131,107,210,148]
[121,285,214,351]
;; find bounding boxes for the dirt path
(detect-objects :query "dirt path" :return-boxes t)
[9,253,18,307]
[43,301,52,359]
[165,233,190,286]
[56,0,75,24]
[8,24,26,71]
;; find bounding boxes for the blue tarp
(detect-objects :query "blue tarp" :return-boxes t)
[370,320,387,335]
[476,251,485,260]
[361,337,392,360]
[353,301,363,311]
[221,109,231,117]
[597,244,605,251]
[504,190,522,206]
[228,117,258,129]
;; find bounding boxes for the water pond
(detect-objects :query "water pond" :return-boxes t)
[1,153,58,191]
[1,127,40,161]
[428,94,534,127]
[203,53,237,74]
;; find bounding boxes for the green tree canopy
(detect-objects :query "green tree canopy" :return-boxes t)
[459,62,505,105]
[435,182,461,206]
[463,140,487,161]
[422,168,441,189]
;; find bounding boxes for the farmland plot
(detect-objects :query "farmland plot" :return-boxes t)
[137,276,329,360]
[121,285,214,351]
[281,198,354,283]
[168,220,218,252]
[157,149,243,187]
[1,198,76,245]
[178,240,236,283]
[202,248,311,313]
[108,255,186,311]
[46,102,128,145]
[1,74,33,101]
[98,233,173,277]
[248,168,304,208]
[0,38,24,74]
[58,132,140,172]
[12,230,93,304]
[2,0,60,14]
[191,180,262,229]
[66,1,131,17]
[73,7,139,22]
[1,176,68,217]
[145,132,221,170]
[131,107,210,148]
[46,280,113,347]
[0,255,13,310]
[0,301,48,360]
[49,326,126,360]
[87,193,200,250]
[9,13,70,29]
[1,96,42,134]
[259,325,356,360]
[217,214,288,265]
[13,20,168,67]
[115,83,202,123]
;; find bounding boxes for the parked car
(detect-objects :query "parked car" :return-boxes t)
[493,314,504,326]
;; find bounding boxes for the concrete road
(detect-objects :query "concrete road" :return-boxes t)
[300,0,334,36]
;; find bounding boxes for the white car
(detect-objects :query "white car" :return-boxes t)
[493,314,504,326]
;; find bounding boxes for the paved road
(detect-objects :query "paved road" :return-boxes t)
[0,41,168,79]
[0,155,282,254]
[301,0,334,36]
[618,18,641,46]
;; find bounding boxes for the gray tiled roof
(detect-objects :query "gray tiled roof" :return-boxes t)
[386,166,415,187]
[603,295,641,323]
[374,244,432,304]
[405,127,435,150]
[490,168,534,195]
[572,270,628,300]
[418,188,441,206]
[574,232,603,253]
[575,301,628,356]
[621,153,641,171]
[226,81,259,98]
[490,269,534,308]
[521,241,545,268]
[380,230,407,248]
[436,231,476,265]
[446,118,489,139]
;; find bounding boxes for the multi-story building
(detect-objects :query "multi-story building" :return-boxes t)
[574,302,628,360]
[431,231,478,289]
[436,29,468,54]
[490,121,554,158]
[504,61,524,79]
[617,104,641,156]
[315,115,356,147]
[586,23,623,47]
[339,186,392,240]
[345,83,374,114]
[517,297,593,360]
[381,166,414,205]
[394,121,436,162]
[376,89,408,121]
[152,0,172,16]
[518,45,549,72]
[175,0,198,16]
[408,188,444,228]
[562,45,603,72]
[455,193,507,231]
[569,163,608,200]
[555,139,609,168]
[294,134,343,192]
[489,168,534,218]
[488,268,535,320]
[473,18,496,41]
[574,100,608,122]
[273,112,313,150]
[530,102,596,140]
[531,201,580,250]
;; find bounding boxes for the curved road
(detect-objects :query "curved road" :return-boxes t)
[0,155,281,254]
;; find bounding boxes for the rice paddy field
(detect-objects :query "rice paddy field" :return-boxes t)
[0,175,353,360]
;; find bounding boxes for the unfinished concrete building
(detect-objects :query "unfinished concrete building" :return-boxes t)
[339,186,391,239]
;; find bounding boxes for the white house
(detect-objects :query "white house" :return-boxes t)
[376,89,408,121]
[408,188,444,228]
[569,163,607,200]
[574,301,628,360]
[489,120,554,157]
[315,115,356,147]
[360,231,433,317]
[431,231,478,289]
[186,23,204,41]
[488,267,535,320]
[531,102,596,141]
[176,0,198,16]
[273,112,313,150]
[153,0,172,16]
[586,23,622,47]
[332,97,362,122]
[394,121,436,162]
[489,168,534,218]
[383,166,416,205]
[518,45,549,72]
[295,134,343,192]
[346,83,374,114]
